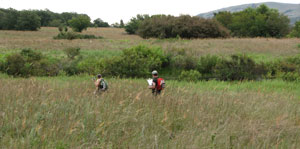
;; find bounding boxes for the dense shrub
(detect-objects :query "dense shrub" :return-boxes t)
[170,55,198,70]
[197,55,220,77]
[215,55,267,81]
[214,5,290,38]
[77,57,104,75]
[277,72,300,82]
[0,54,7,72]
[179,70,202,82]
[6,53,26,76]
[101,45,167,78]
[4,49,60,77]
[288,21,300,38]
[137,15,230,39]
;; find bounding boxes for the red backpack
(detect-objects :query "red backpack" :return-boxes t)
[156,78,165,90]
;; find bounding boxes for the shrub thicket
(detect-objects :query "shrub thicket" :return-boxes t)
[4,49,60,77]
[288,21,300,38]
[179,70,202,82]
[215,55,267,81]
[137,15,230,39]
[103,45,167,77]
[2,45,300,82]
[214,5,290,38]
[197,55,220,79]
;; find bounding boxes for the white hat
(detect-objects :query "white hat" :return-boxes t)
[152,70,158,75]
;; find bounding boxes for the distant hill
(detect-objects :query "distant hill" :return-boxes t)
[197,2,300,24]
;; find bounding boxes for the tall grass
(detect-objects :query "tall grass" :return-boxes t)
[1,76,300,148]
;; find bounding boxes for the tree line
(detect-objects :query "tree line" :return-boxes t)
[125,5,300,38]
[1,5,299,38]
[0,8,110,31]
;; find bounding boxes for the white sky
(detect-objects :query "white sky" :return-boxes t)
[1,0,299,24]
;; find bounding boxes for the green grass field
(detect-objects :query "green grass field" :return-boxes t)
[1,74,300,148]
[1,27,300,148]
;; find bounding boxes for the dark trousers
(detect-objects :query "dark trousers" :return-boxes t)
[152,89,161,96]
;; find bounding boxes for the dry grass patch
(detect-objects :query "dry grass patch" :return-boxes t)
[0,27,299,58]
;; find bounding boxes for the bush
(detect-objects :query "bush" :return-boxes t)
[6,53,26,76]
[101,45,167,78]
[215,55,267,81]
[277,72,300,82]
[179,70,202,82]
[20,48,43,62]
[77,57,104,75]
[170,55,198,70]
[137,15,230,39]
[64,47,80,59]
[4,49,61,77]
[0,54,7,72]
[197,55,220,75]
[68,15,91,32]
[288,21,300,38]
[53,31,102,40]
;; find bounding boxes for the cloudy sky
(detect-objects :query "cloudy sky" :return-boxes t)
[1,0,299,24]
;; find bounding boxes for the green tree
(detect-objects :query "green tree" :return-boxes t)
[120,19,124,28]
[68,15,91,32]
[16,10,41,31]
[125,14,150,34]
[34,9,55,26]
[214,4,290,38]
[288,21,300,38]
[213,11,233,29]
[0,8,19,30]
[93,18,109,27]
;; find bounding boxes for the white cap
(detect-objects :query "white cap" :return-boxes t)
[152,70,158,75]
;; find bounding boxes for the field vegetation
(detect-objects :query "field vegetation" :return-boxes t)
[1,26,300,148]
[1,75,300,148]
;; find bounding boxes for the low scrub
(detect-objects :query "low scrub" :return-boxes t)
[102,45,167,78]
[53,31,102,40]
[179,70,201,82]
[4,49,60,77]
[2,45,300,82]
[215,55,267,81]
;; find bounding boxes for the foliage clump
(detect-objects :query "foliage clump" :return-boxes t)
[137,15,230,39]
[214,5,290,38]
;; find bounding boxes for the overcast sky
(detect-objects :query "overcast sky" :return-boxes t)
[1,0,299,24]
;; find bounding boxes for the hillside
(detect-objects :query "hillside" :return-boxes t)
[197,2,300,24]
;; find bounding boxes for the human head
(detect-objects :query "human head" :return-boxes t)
[97,74,102,78]
[152,70,158,77]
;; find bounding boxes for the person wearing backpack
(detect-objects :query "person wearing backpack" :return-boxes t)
[149,70,165,95]
[94,74,108,95]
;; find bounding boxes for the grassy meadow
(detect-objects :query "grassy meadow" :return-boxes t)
[1,74,300,148]
[1,27,300,148]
